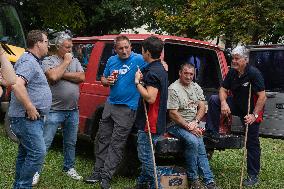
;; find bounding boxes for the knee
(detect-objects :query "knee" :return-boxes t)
[185,137,199,150]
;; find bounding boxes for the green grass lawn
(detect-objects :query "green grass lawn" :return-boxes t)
[0,125,283,189]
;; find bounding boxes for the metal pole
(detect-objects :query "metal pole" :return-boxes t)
[240,84,252,189]
[143,99,159,189]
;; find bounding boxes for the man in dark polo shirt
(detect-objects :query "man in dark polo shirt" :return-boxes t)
[134,36,168,189]
[205,45,267,187]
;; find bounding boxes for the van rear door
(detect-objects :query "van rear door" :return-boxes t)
[249,47,284,139]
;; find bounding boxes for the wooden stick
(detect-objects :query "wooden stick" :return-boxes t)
[240,84,252,189]
[143,99,159,189]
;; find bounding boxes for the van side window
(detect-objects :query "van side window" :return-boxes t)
[96,42,142,81]
[250,50,284,91]
[164,43,222,99]
[73,43,94,71]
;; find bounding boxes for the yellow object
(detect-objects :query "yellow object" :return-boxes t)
[4,44,25,63]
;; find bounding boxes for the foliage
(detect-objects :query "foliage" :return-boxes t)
[1,125,284,189]
[151,0,284,46]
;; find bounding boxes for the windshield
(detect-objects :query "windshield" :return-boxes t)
[0,4,26,48]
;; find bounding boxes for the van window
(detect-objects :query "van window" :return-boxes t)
[164,43,222,89]
[73,43,94,71]
[96,42,142,81]
[250,50,284,91]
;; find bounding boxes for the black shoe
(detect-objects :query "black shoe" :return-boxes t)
[189,179,203,189]
[243,175,258,187]
[84,173,101,184]
[101,178,111,189]
[204,131,220,143]
[205,182,220,189]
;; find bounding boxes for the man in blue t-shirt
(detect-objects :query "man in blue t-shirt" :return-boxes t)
[85,35,147,189]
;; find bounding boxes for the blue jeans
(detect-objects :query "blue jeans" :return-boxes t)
[137,130,162,189]
[43,109,79,171]
[10,117,46,189]
[167,125,214,185]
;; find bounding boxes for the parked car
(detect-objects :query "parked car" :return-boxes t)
[5,34,246,175]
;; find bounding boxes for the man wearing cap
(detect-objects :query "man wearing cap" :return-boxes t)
[205,45,267,186]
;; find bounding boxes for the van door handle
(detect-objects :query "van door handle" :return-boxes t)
[266,92,277,98]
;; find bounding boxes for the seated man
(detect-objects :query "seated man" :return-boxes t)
[167,63,219,189]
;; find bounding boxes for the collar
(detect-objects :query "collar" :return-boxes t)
[25,50,42,63]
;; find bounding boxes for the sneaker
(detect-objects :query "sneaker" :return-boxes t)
[32,172,40,186]
[66,168,83,180]
[189,179,203,189]
[101,178,111,189]
[84,173,101,184]
[243,175,258,187]
[205,182,220,189]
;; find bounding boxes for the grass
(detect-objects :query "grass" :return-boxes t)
[0,125,283,189]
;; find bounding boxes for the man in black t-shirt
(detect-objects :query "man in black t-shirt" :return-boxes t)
[205,45,267,187]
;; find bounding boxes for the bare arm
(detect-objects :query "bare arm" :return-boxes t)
[62,72,85,83]
[12,77,39,120]
[219,87,231,116]
[0,48,16,86]
[136,84,158,104]
[45,53,72,83]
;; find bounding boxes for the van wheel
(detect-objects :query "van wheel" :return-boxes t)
[206,149,214,160]
[4,112,19,143]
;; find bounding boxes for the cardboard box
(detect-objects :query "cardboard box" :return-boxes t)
[158,166,188,189]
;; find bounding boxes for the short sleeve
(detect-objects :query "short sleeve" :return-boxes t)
[73,58,84,72]
[222,69,233,89]
[103,58,111,77]
[194,83,205,101]
[15,59,35,83]
[144,72,159,89]
[251,68,265,92]
[42,56,56,72]
[167,88,180,110]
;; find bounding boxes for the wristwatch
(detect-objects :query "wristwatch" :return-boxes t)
[195,119,200,124]
[253,113,259,119]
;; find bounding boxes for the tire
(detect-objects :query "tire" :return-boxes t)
[4,111,19,143]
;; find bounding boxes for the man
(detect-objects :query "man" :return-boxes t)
[0,44,17,90]
[32,33,85,184]
[85,35,147,189]
[167,63,218,189]
[8,30,52,189]
[205,45,266,186]
[134,36,168,189]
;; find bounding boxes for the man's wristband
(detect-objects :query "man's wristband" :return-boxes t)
[194,119,200,124]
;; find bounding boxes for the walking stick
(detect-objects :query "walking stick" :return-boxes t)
[143,99,159,189]
[239,84,252,189]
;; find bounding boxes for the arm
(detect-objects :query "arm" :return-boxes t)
[136,84,158,104]
[0,48,16,86]
[62,72,85,83]
[11,77,39,120]
[45,53,72,83]
[244,90,267,125]
[219,87,231,116]
[101,74,117,87]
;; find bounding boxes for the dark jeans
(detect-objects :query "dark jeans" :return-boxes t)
[94,102,136,180]
[10,117,46,189]
[206,95,261,176]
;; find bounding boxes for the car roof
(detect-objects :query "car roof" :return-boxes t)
[72,34,222,50]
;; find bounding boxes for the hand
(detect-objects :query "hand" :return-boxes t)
[161,60,168,71]
[26,106,40,120]
[135,67,143,84]
[63,53,72,64]
[191,127,203,137]
[185,121,198,132]
[221,101,231,117]
[107,75,116,85]
[244,114,257,125]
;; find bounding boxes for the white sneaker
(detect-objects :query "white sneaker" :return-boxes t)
[66,168,82,180]
[32,172,40,186]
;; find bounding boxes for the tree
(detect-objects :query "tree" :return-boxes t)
[151,0,284,46]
